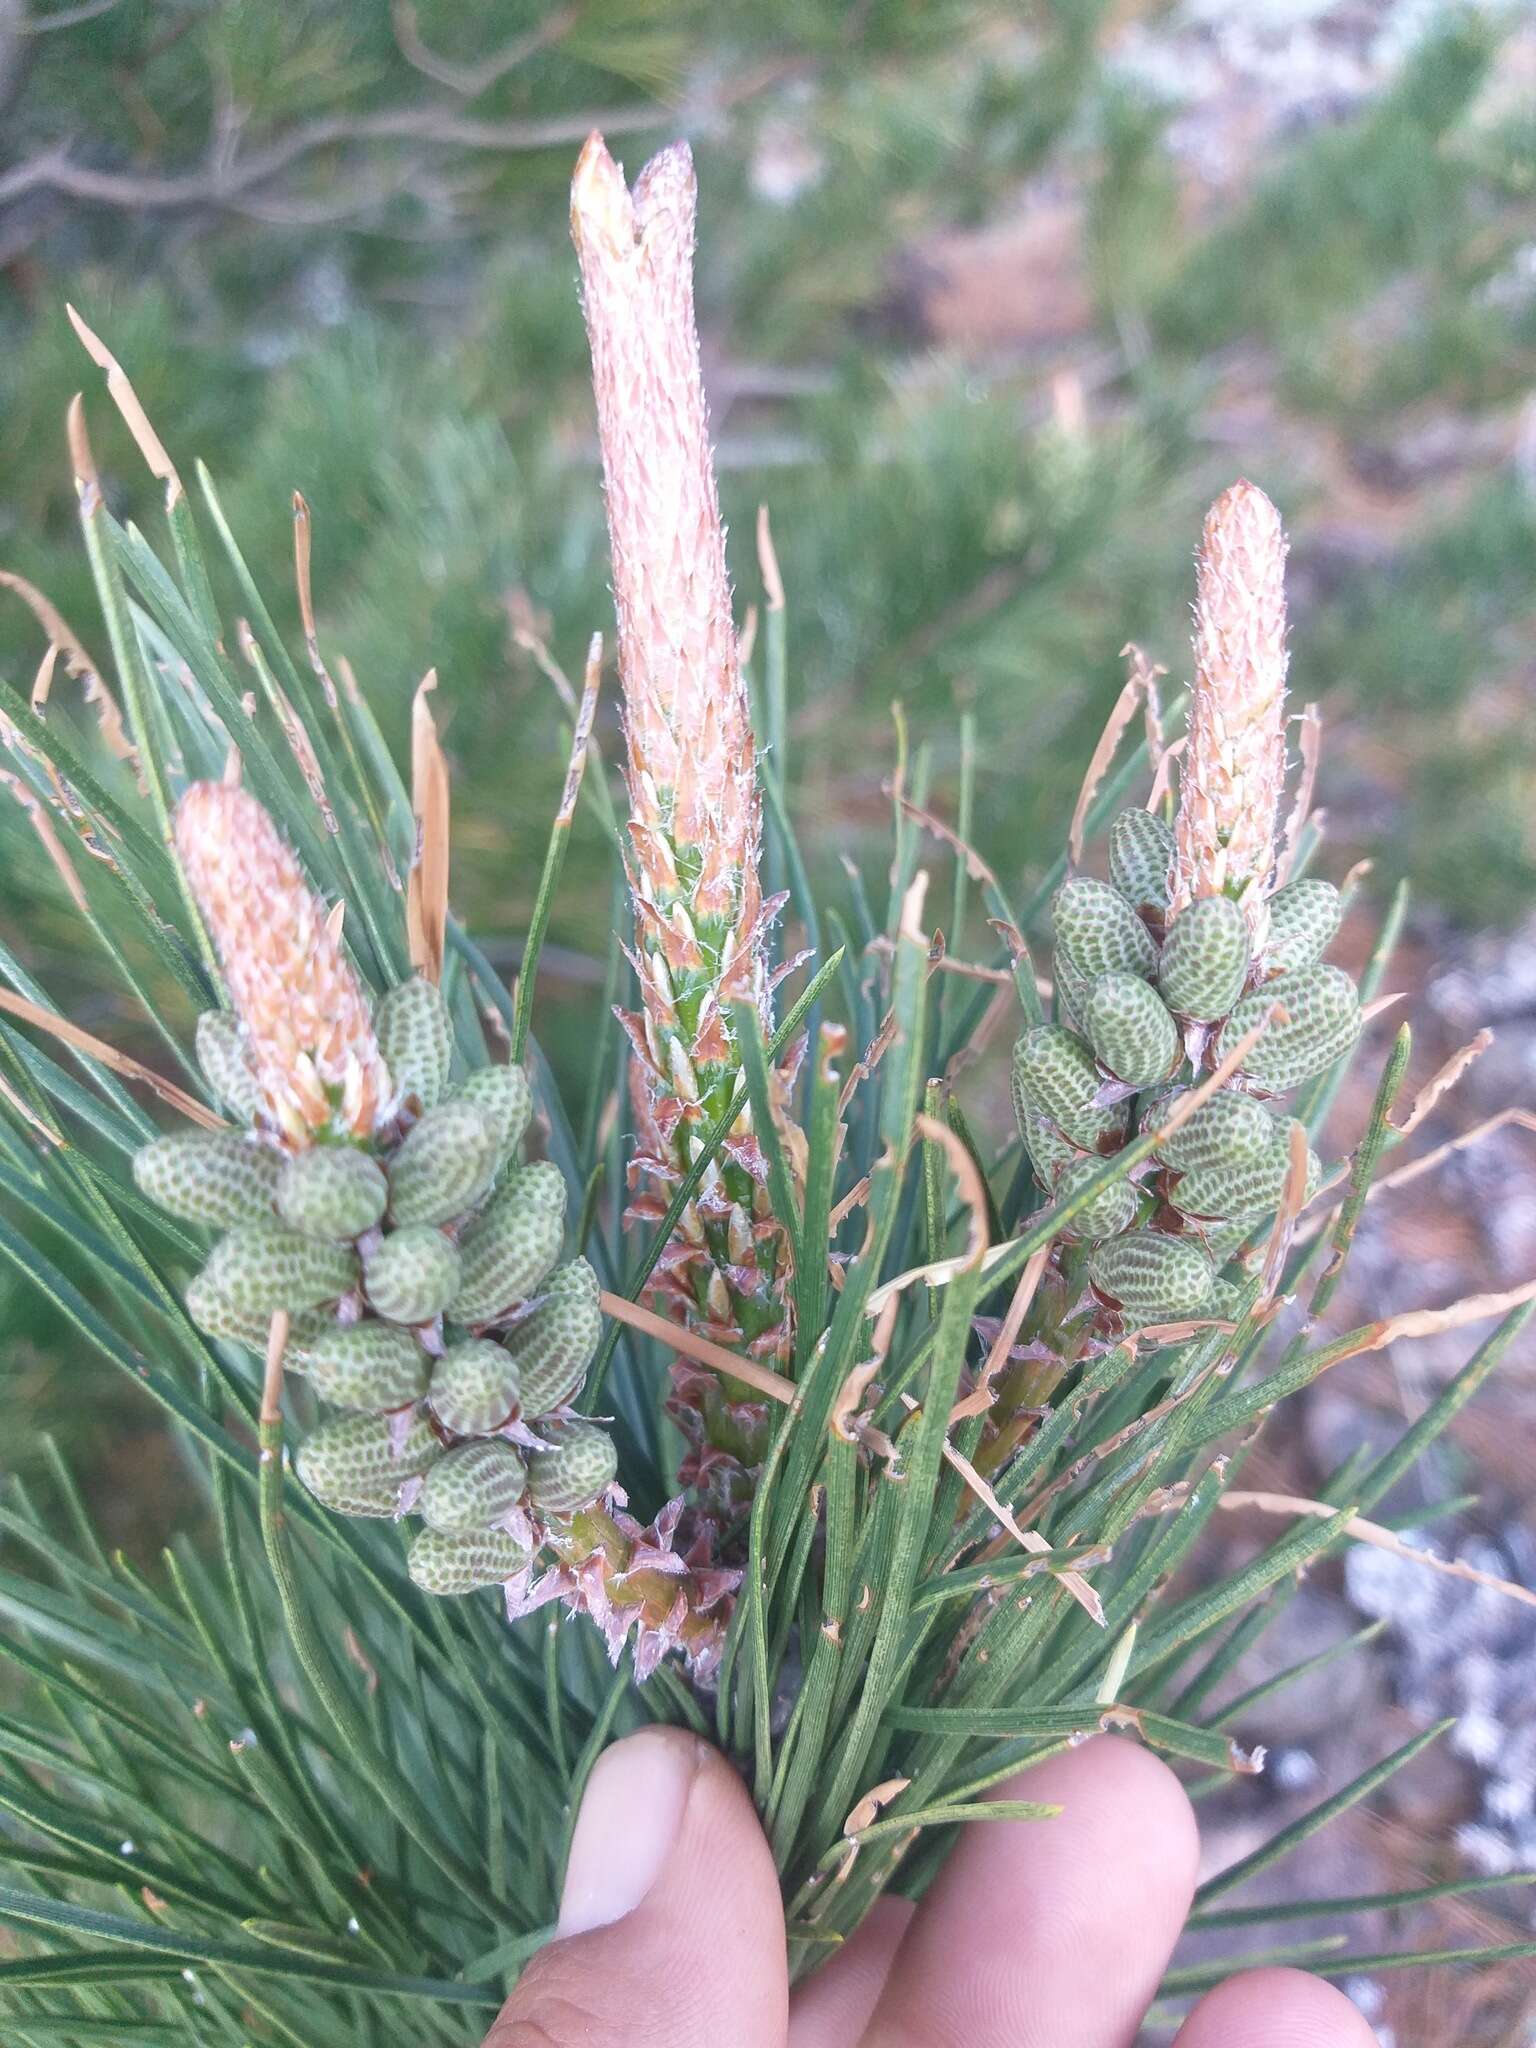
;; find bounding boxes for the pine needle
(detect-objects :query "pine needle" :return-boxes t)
[0,989,222,1128]
[597,1289,796,1406]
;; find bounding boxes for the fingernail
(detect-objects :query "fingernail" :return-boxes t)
[558,1728,699,1936]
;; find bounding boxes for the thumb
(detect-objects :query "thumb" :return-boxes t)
[486,1727,788,2048]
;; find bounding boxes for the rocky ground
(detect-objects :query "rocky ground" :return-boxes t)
[1170,921,1536,2044]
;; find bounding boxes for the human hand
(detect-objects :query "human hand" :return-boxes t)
[485,1729,1376,2047]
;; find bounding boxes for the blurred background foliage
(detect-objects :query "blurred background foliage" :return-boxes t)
[3,0,1532,931]
[1,0,1535,1525]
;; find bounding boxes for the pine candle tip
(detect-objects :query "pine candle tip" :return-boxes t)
[572,133,695,241]
[1207,475,1283,535]
[1169,478,1291,951]
[570,131,634,253]
[570,123,738,765]
[631,138,696,224]
[175,781,388,1145]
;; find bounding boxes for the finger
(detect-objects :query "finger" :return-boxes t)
[1173,1967,1379,2047]
[861,1735,1199,2048]
[788,1897,913,2048]
[487,1727,787,2048]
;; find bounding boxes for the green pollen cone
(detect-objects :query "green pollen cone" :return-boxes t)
[1052,875,1157,980]
[1012,1025,1125,1148]
[1173,1129,1322,1222]
[503,1259,602,1416]
[363,1226,462,1325]
[1206,1276,1247,1323]
[376,975,453,1113]
[1088,1229,1214,1323]
[1108,807,1174,915]
[1153,1089,1274,1174]
[1083,972,1179,1087]
[195,1011,264,1125]
[134,1130,282,1230]
[451,1165,566,1325]
[1157,895,1251,1021]
[526,1417,618,1515]
[388,1100,500,1228]
[507,1160,566,1212]
[1019,1106,1081,1188]
[407,1526,530,1596]
[201,1225,357,1318]
[291,1475,400,1520]
[429,1337,522,1436]
[185,1271,331,1353]
[295,1409,441,1518]
[304,1322,428,1410]
[1173,1150,1288,1221]
[1263,878,1343,974]
[1201,1216,1260,1267]
[276,1145,388,1240]
[419,1439,528,1536]
[456,1064,532,1160]
[1052,1154,1141,1242]
[1221,966,1362,1093]
[1052,945,1094,1036]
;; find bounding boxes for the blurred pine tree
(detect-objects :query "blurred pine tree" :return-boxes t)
[2,1,1532,1007]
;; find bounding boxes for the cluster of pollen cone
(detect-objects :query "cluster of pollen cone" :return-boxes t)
[137,781,736,1680]
[122,129,1362,1690]
[1014,481,1363,1335]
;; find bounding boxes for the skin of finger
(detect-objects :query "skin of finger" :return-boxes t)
[860,1736,1201,2048]
[486,1732,788,2048]
[1172,1967,1381,2048]
[788,1897,915,2048]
